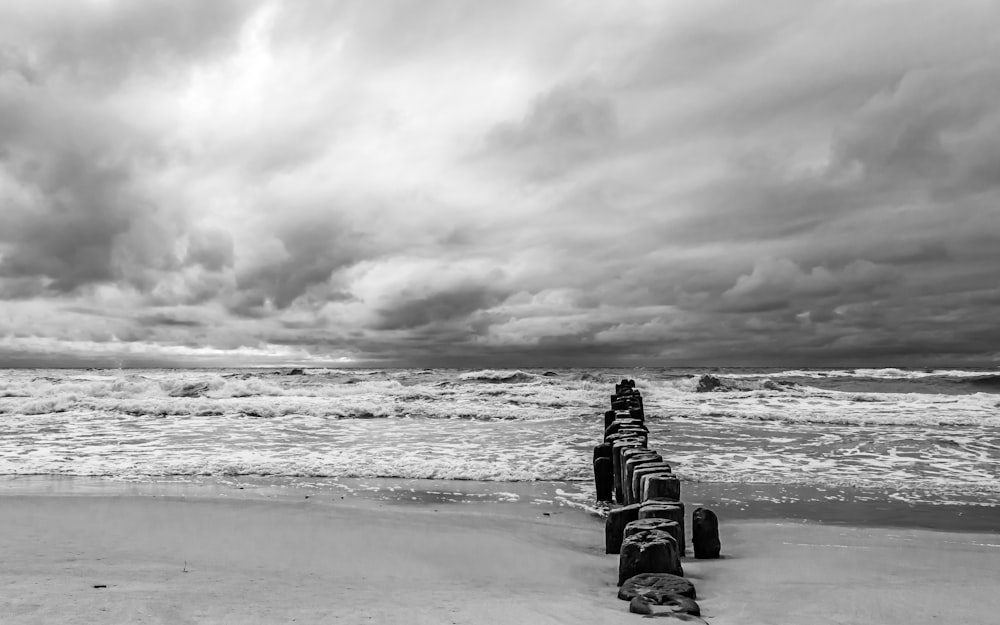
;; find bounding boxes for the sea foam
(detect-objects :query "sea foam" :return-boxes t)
[1,367,997,506]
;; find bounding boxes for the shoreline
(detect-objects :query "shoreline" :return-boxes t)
[4,475,996,533]
[1,483,998,624]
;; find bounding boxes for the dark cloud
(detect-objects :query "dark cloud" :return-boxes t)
[231,214,364,314]
[374,284,508,331]
[136,314,204,328]
[0,277,48,300]
[0,151,141,291]
[831,65,1000,198]
[0,134,192,297]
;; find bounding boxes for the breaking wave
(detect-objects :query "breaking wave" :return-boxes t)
[965,374,1000,389]
[725,367,1000,380]
[1,367,998,505]
[456,369,540,383]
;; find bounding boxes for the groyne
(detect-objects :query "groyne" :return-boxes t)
[594,379,721,618]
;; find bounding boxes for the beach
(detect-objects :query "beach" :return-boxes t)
[2,479,998,624]
[1,367,997,622]
[5,0,1000,620]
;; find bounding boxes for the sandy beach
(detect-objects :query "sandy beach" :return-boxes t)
[2,483,997,625]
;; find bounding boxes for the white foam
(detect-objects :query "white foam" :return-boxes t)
[456,369,540,383]
[724,368,1000,380]
[640,379,1000,427]
[1,368,998,506]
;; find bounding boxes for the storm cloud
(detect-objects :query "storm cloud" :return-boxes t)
[1,0,999,367]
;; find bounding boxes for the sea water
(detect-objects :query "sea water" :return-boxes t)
[1,367,997,510]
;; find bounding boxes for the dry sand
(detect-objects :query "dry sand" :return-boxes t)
[1,490,997,624]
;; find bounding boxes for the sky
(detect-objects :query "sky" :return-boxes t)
[1,0,998,368]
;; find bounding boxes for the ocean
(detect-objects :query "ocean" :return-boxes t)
[2,366,998,515]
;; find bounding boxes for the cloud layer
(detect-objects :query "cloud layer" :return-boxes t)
[1,0,998,367]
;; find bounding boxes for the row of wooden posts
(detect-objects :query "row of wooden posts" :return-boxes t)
[594,380,721,616]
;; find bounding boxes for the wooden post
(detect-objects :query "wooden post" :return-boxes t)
[621,449,659,504]
[640,501,686,555]
[605,430,646,444]
[593,443,613,502]
[638,472,678,502]
[615,379,636,395]
[618,529,683,584]
[624,518,679,542]
[594,457,613,501]
[604,410,616,431]
[612,440,644,503]
[605,419,647,440]
[642,474,681,503]
[609,428,647,445]
[631,465,672,504]
[624,456,664,504]
[605,502,642,554]
[624,518,682,553]
[593,443,612,462]
[692,507,721,559]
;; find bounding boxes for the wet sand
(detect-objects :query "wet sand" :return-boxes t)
[1,492,629,625]
[694,520,1000,625]
[1,482,997,624]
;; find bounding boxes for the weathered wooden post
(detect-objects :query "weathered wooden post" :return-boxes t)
[614,379,636,396]
[605,419,647,440]
[620,449,659,504]
[631,467,670,504]
[642,474,681,502]
[604,409,617,431]
[611,440,644,503]
[629,463,671,504]
[623,456,664,504]
[611,396,632,411]
[639,501,686,555]
[593,443,613,502]
[623,518,677,536]
[692,507,721,559]
[618,529,683,585]
[624,518,682,552]
[606,429,647,449]
[638,471,679,502]
[605,502,643,554]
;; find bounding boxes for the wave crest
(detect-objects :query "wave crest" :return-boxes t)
[457,369,539,383]
[693,374,796,393]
